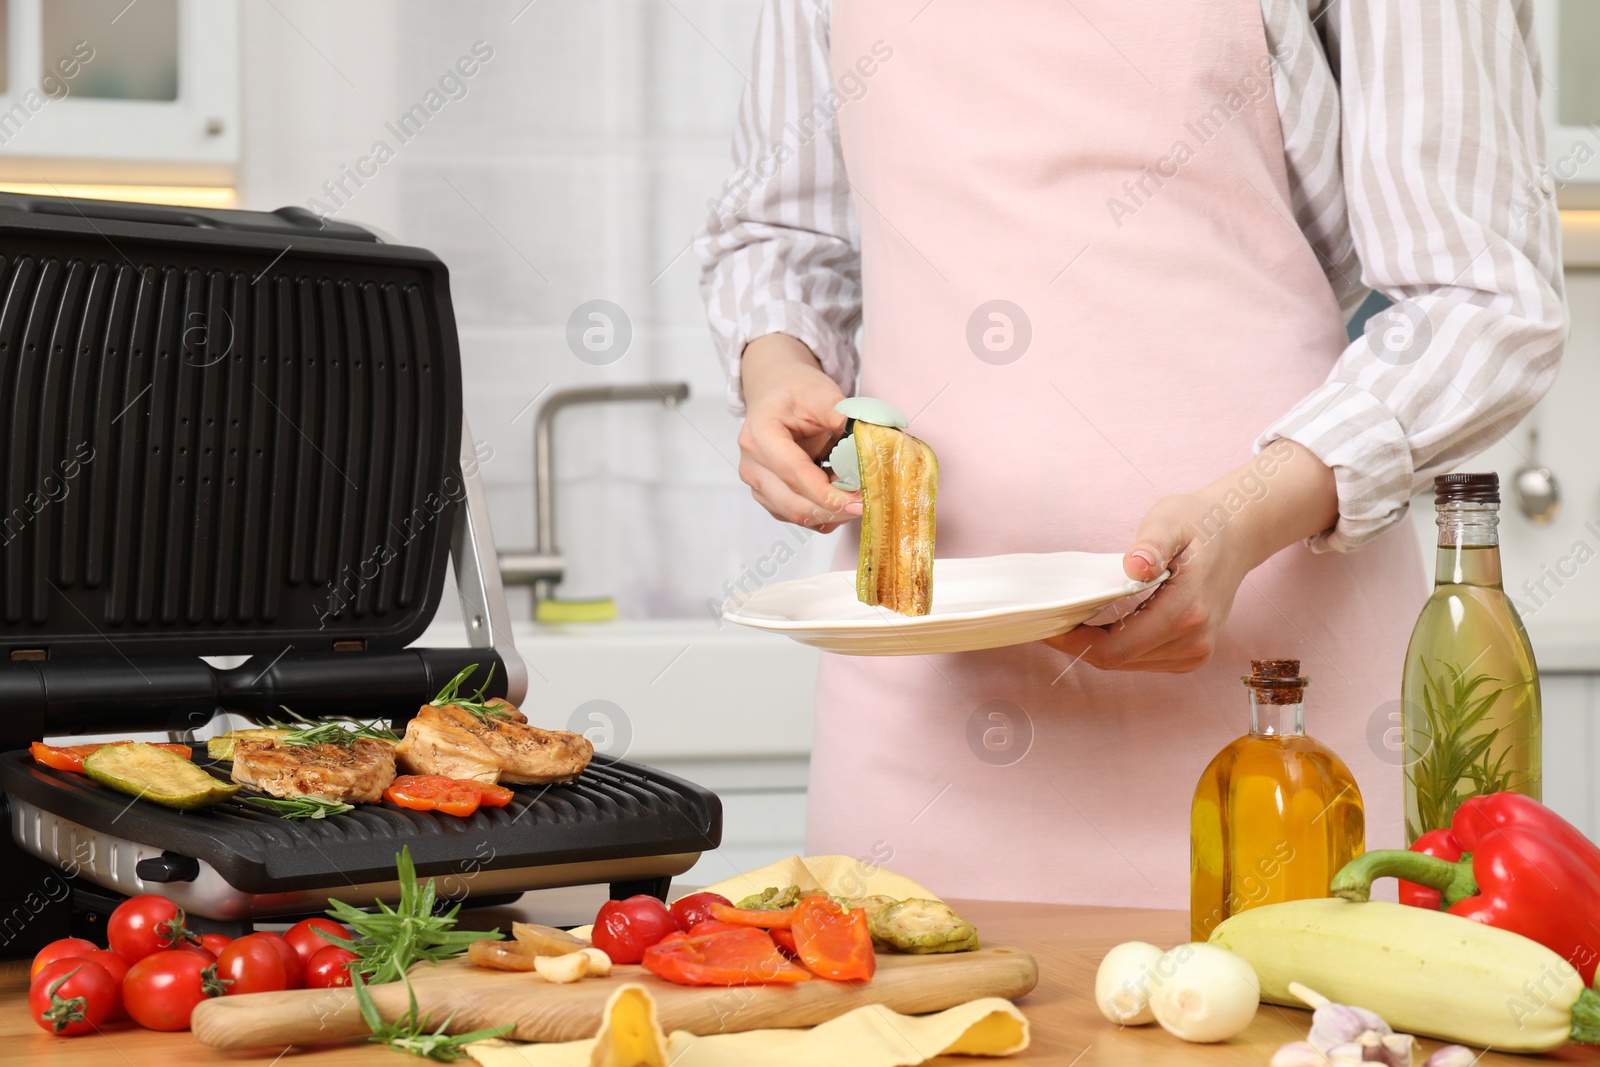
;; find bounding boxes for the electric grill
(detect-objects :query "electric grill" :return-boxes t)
[0,192,720,954]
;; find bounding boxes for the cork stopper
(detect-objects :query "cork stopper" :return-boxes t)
[1242,658,1310,704]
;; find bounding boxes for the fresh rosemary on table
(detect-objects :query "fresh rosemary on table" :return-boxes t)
[430,664,513,725]
[265,706,401,747]
[352,973,512,1062]
[320,846,501,985]
[243,795,354,819]
[1406,657,1530,840]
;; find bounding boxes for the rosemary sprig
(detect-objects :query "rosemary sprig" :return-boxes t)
[265,706,400,747]
[352,973,512,1062]
[430,664,512,725]
[1406,657,1531,840]
[243,795,354,819]
[320,846,501,984]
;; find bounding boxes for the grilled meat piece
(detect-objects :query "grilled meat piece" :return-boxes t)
[230,738,397,804]
[395,699,593,785]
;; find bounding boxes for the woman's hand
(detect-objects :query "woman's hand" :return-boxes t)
[1043,440,1337,673]
[738,333,862,533]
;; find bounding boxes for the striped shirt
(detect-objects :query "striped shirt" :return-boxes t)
[694,0,1568,552]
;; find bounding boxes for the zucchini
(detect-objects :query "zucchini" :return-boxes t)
[854,420,937,617]
[206,728,292,760]
[83,742,240,811]
[1210,899,1600,1052]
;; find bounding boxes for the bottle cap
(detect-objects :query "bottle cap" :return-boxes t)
[1434,472,1499,506]
[1243,658,1310,703]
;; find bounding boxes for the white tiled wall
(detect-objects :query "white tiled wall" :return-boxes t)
[239,0,840,622]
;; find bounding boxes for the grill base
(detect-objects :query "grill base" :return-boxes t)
[11,800,700,921]
[1,745,721,930]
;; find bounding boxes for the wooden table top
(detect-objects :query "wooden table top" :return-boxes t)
[3,898,1596,1065]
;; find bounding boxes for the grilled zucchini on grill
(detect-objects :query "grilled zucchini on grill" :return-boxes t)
[83,742,240,810]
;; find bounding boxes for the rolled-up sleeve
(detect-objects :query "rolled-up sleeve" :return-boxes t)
[1257,0,1567,553]
[693,0,862,416]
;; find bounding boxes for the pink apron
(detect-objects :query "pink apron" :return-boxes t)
[814,0,1427,906]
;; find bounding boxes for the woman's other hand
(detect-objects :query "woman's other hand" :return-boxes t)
[739,333,862,532]
[1044,439,1338,673]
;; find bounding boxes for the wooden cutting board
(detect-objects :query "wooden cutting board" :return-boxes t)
[191,945,1039,1049]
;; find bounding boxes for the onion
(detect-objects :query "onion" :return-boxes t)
[1149,942,1260,1043]
[1094,941,1166,1025]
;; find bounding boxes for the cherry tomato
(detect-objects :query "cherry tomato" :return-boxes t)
[284,918,348,964]
[28,958,117,1036]
[256,930,304,988]
[80,950,129,1018]
[108,895,196,962]
[176,943,217,964]
[30,937,99,981]
[122,950,227,1031]
[669,892,732,932]
[592,895,679,965]
[199,933,233,956]
[216,933,288,995]
[383,774,501,816]
[304,945,359,989]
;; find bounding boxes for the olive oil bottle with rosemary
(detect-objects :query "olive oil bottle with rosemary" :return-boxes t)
[1402,473,1541,844]
[1190,660,1365,941]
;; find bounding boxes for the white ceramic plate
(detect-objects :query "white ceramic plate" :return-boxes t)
[721,551,1166,656]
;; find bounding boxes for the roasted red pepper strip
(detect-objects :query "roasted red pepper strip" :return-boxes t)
[642,927,810,986]
[708,902,796,929]
[770,927,798,957]
[1333,792,1600,983]
[791,896,875,982]
[30,741,192,773]
[383,775,513,817]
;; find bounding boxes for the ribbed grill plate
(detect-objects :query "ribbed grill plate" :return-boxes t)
[0,207,462,655]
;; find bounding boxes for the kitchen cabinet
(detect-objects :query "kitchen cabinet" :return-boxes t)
[1541,672,1595,836]
[0,0,239,185]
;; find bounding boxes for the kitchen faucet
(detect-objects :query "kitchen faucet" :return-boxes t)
[498,382,691,610]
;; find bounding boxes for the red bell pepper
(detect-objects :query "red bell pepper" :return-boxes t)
[790,896,875,982]
[1332,792,1600,983]
[641,926,811,986]
[30,741,192,773]
[708,902,797,929]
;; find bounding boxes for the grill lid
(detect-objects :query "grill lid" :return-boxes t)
[0,192,464,658]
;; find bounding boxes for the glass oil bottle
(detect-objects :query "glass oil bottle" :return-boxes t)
[1401,473,1541,844]
[1190,659,1365,941]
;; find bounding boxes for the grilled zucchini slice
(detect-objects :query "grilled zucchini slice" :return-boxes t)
[854,420,938,616]
[206,728,293,760]
[84,742,240,810]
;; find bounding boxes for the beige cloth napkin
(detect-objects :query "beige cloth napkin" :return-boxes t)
[466,983,1029,1067]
